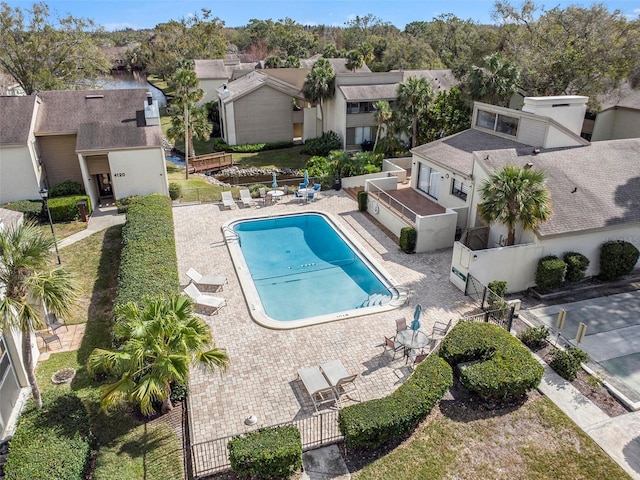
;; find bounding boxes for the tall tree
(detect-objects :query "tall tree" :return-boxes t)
[0,2,110,94]
[345,50,364,72]
[302,58,336,131]
[167,105,212,162]
[372,100,392,152]
[0,221,78,409]
[396,76,433,148]
[466,52,520,106]
[88,295,228,416]
[168,68,204,179]
[478,165,552,246]
[418,87,472,143]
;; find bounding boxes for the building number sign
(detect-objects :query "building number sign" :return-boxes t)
[113,172,126,177]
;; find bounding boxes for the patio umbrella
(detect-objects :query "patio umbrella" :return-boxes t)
[303,169,309,187]
[272,172,278,189]
[411,304,422,331]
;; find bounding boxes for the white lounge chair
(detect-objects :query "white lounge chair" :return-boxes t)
[320,360,362,404]
[186,268,227,292]
[239,189,256,208]
[221,191,236,209]
[298,366,338,413]
[183,283,226,314]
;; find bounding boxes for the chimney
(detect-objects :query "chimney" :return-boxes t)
[144,92,160,126]
[146,91,153,106]
[522,96,588,136]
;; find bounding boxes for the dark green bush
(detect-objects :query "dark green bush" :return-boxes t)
[599,240,639,280]
[399,227,417,254]
[1,200,43,221]
[5,392,91,480]
[439,321,544,402]
[115,195,139,214]
[168,182,181,200]
[47,196,92,222]
[302,131,341,156]
[49,180,84,197]
[357,190,368,211]
[518,325,550,350]
[115,194,180,309]
[535,255,567,291]
[487,280,507,298]
[228,425,302,479]
[563,251,590,282]
[549,347,589,381]
[338,354,452,449]
[212,138,294,153]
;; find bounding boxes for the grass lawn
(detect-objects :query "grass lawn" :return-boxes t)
[350,392,630,480]
[23,224,184,480]
[37,220,86,242]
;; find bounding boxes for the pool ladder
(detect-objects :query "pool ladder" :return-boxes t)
[222,226,240,246]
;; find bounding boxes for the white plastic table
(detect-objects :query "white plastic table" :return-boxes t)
[267,190,284,201]
[396,329,429,352]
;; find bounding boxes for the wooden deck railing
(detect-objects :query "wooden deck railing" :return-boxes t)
[188,152,233,174]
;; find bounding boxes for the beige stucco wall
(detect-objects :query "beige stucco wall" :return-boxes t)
[592,108,640,141]
[38,134,83,188]
[233,86,293,145]
[0,145,41,203]
[107,148,169,199]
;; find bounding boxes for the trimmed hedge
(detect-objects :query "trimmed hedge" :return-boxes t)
[47,195,92,222]
[357,190,368,211]
[599,240,639,280]
[49,180,84,197]
[549,347,589,381]
[301,131,341,156]
[563,251,590,282]
[439,321,544,402]
[535,255,567,291]
[212,138,294,153]
[338,354,453,449]
[0,199,43,221]
[4,392,91,480]
[228,425,302,479]
[518,325,550,350]
[115,194,180,309]
[399,227,417,254]
[168,182,181,200]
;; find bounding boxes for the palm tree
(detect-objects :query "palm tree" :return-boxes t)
[373,100,392,152]
[396,76,433,148]
[168,68,204,180]
[302,58,336,131]
[0,221,78,409]
[467,53,520,106]
[167,105,212,163]
[478,165,552,246]
[88,295,228,416]
[345,50,364,72]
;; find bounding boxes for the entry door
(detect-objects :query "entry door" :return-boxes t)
[97,173,113,197]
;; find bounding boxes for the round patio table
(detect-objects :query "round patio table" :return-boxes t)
[396,329,429,352]
[268,190,284,201]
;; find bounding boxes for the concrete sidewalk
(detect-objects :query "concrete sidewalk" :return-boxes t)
[536,355,640,480]
[56,205,125,249]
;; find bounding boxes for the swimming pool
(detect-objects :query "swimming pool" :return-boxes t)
[224,212,401,328]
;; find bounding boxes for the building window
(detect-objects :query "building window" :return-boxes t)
[417,163,440,199]
[476,110,497,130]
[347,102,360,114]
[346,101,374,114]
[346,126,374,145]
[476,109,519,137]
[451,178,468,201]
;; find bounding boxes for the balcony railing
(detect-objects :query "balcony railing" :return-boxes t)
[367,184,418,226]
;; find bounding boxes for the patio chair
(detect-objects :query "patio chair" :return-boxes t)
[45,312,68,333]
[320,360,362,404]
[313,183,321,198]
[306,191,315,202]
[382,335,404,360]
[221,191,236,210]
[183,283,226,314]
[298,366,338,413]
[395,317,408,334]
[259,187,267,205]
[186,267,227,292]
[293,190,305,204]
[36,331,62,352]
[239,189,256,208]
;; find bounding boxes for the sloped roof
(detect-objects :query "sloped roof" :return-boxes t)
[218,71,305,104]
[0,95,37,146]
[477,138,640,237]
[397,69,458,92]
[35,89,161,150]
[339,83,398,101]
[411,129,529,177]
[194,59,232,80]
[325,58,371,74]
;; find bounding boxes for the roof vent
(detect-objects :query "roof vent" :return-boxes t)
[85,94,104,99]
[146,91,153,105]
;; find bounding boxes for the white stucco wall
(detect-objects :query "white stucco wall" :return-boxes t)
[303,107,320,141]
[522,96,588,136]
[198,78,227,106]
[221,100,237,145]
[324,93,347,146]
[0,145,41,203]
[108,148,169,199]
[415,210,458,252]
[592,108,640,142]
[543,123,588,149]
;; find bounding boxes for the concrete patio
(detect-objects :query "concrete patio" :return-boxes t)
[174,190,474,448]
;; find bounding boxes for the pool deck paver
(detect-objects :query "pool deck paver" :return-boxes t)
[174,191,474,445]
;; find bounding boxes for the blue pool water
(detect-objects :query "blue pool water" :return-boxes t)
[232,213,393,322]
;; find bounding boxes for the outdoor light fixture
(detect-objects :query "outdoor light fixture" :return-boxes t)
[39,188,61,264]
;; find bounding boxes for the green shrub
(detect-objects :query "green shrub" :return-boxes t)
[302,131,341,156]
[1,199,43,221]
[549,347,589,381]
[168,182,181,200]
[49,180,84,197]
[439,321,544,402]
[249,184,268,197]
[338,354,452,449]
[115,194,180,310]
[599,240,640,280]
[4,392,91,480]
[47,195,92,222]
[399,227,417,254]
[212,138,294,153]
[357,190,368,211]
[535,255,567,291]
[563,251,590,282]
[487,280,507,298]
[115,196,138,214]
[518,325,550,350]
[228,425,302,479]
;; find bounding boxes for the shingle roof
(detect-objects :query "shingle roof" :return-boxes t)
[194,59,232,79]
[339,84,398,101]
[477,138,640,237]
[0,95,37,146]
[398,69,458,92]
[411,129,529,177]
[34,89,162,150]
[325,58,371,74]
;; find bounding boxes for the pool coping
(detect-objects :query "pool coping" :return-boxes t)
[222,210,404,329]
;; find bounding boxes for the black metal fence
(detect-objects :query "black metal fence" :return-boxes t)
[464,274,515,332]
[190,410,343,478]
